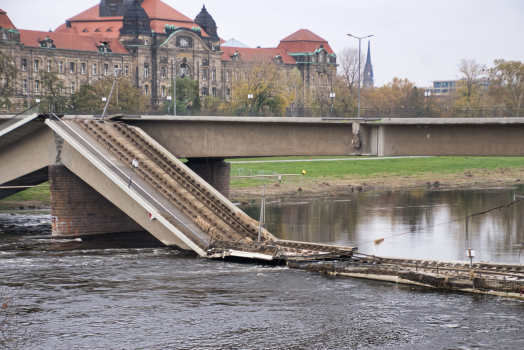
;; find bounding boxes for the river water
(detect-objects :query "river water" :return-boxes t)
[1,186,523,349]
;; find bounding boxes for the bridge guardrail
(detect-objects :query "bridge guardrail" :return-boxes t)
[0,105,40,133]
[14,107,524,119]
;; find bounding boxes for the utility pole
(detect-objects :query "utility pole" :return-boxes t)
[347,34,373,119]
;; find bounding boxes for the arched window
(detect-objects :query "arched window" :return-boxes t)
[179,63,190,77]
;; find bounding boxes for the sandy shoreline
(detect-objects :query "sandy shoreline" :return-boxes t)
[230,170,524,201]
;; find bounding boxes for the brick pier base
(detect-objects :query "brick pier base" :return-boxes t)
[49,165,144,237]
[185,159,231,199]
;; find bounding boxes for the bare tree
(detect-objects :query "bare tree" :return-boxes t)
[458,59,486,101]
[1,287,37,350]
[337,47,364,92]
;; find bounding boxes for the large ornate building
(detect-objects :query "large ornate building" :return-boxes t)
[0,0,338,110]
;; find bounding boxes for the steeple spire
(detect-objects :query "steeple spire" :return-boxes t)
[363,41,374,89]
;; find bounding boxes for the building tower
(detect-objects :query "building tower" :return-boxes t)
[119,0,151,46]
[363,41,374,89]
[194,5,219,42]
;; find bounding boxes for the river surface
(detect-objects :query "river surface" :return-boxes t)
[1,186,524,349]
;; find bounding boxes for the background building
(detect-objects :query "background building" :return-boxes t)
[0,0,338,111]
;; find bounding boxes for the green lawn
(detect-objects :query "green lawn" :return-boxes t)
[228,157,524,188]
[0,182,51,203]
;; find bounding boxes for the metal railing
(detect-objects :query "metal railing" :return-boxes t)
[0,105,40,134]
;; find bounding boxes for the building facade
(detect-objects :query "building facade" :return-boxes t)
[0,0,337,111]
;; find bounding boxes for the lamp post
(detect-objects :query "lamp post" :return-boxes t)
[248,93,253,115]
[347,33,373,119]
[467,248,475,268]
[329,92,335,117]
[173,46,177,116]
[167,95,172,115]
[424,90,431,118]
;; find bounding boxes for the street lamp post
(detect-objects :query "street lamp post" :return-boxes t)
[166,95,172,115]
[347,33,373,119]
[173,46,177,116]
[248,94,253,115]
[424,90,431,118]
[329,92,335,117]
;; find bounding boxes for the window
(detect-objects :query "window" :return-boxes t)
[226,88,230,100]
[226,71,229,82]
[34,60,39,72]
[161,67,166,78]
[104,64,108,75]
[58,61,63,73]
[110,5,117,11]
[47,60,52,72]
[212,69,216,81]
[124,66,129,77]
[70,82,75,93]
[327,56,330,63]
[81,63,86,74]
[21,58,27,71]
[161,86,166,97]
[212,87,216,97]
[34,80,40,92]
[202,69,207,80]
[434,89,441,93]
[113,64,119,70]
[144,40,149,46]
[442,82,448,88]
[22,79,27,92]
[434,82,441,88]
[69,62,75,74]
[59,83,63,93]
[144,66,149,78]
[2,32,7,40]
[92,63,97,75]
[311,56,315,62]
[202,87,207,96]
[319,53,323,63]
[144,85,149,96]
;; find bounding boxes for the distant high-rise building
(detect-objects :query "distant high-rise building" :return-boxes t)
[363,41,373,89]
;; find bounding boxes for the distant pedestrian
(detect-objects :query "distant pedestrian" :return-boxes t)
[520,287,523,296]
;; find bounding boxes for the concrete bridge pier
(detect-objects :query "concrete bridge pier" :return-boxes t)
[185,158,231,199]
[49,165,144,237]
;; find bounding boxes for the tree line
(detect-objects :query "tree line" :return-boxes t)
[0,52,523,115]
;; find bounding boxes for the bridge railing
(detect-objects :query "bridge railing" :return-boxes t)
[15,106,524,118]
[0,105,40,133]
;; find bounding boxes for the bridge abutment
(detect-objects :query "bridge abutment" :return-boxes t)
[185,159,230,199]
[49,165,144,237]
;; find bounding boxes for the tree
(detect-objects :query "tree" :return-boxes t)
[1,287,37,349]
[231,63,295,112]
[456,59,487,107]
[70,76,148,113]
[363,77,424,111]
[39,70,67,113]
[337,47,363,94]
[166,77,201,113]
[489,59,524,116]
[0,54,18,110]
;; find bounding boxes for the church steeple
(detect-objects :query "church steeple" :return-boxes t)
[363,41,374,89]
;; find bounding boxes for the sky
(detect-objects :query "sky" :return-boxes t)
[3,0,524,88]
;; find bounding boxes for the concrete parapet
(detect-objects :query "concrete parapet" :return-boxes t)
[49,165,144,237]
[185,159,231,199]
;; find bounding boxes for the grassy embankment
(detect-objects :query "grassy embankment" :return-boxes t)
[227,156,524,197]
[2,157,524,208]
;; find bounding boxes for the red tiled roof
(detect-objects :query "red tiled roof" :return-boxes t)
[19,30,130,54]
[0,9,17,30]
[277,29,334,54]
[56,0,212,38]
[221,47,296,64]
[141,0,193,23]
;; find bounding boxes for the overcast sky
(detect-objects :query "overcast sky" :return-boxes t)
[4,0,524,87]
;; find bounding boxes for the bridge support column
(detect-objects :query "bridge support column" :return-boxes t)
[185,159,230,199]
[49,165,144,237]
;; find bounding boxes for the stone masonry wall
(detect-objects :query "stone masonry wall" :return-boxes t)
[185,160,230,199]
[49,165,144,237]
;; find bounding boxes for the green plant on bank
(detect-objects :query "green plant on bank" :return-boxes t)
[0,182,50,204]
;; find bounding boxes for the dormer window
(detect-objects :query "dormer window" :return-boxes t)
[39,36,55,49]
[2,32,7,40]
[83,29,89,33]
[231,52,241,62]
[97,42,112,53]
[311,56,315,62]
[95,28,100,32]
[274,54,283,64]
[107,28,112,32]
[110,5,117,11]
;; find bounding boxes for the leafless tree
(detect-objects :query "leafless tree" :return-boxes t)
[337,47,364,92]
[1,287,37,350]
[458,59,486,100]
